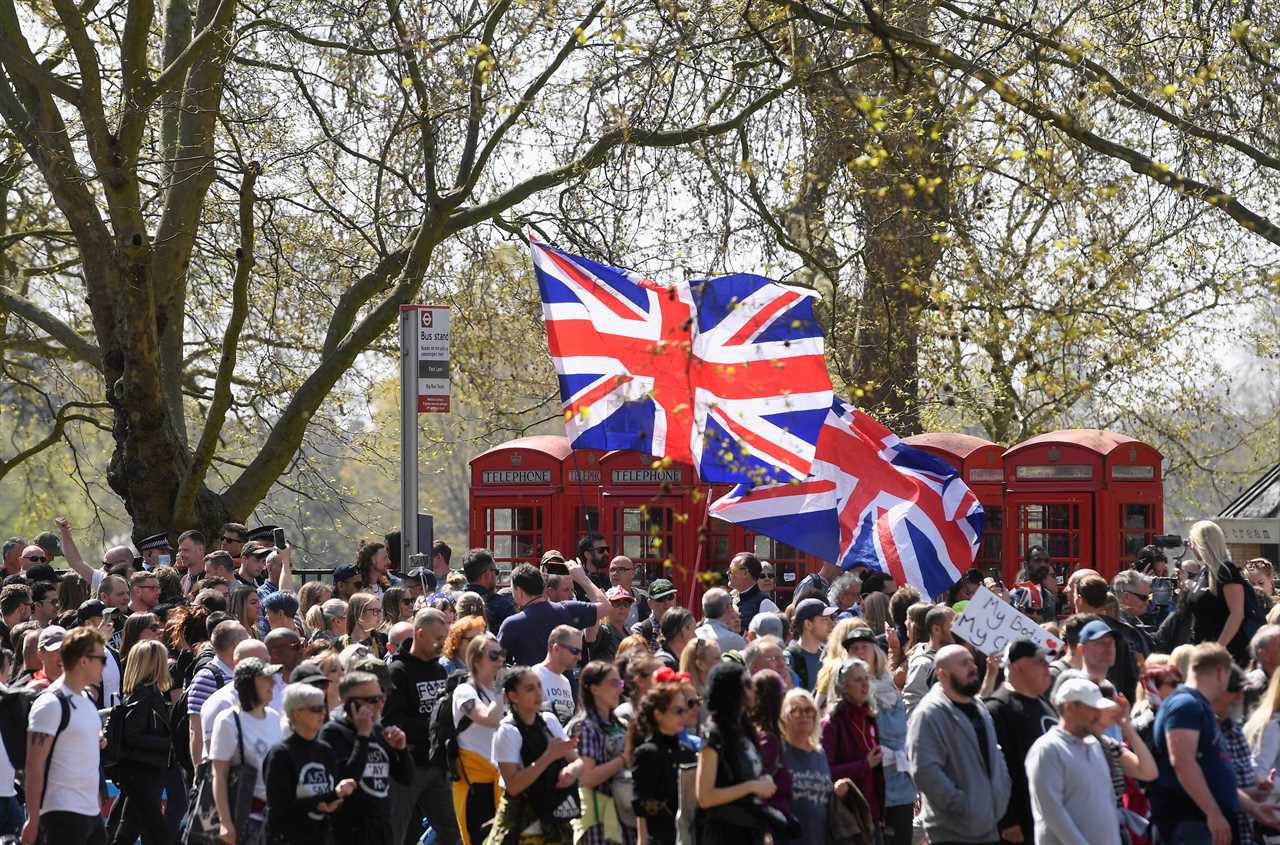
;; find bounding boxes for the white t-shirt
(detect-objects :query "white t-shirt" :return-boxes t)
[89,568,105,593]
[0,724,15,797]
[534,663,575,726]
[453,682,503,757]
[492,711,567,790]
[201,677,285,750]
[209,706,283,802]
[102,649,122,706]
[28,679,100,815]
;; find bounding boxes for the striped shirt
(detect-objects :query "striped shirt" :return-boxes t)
[187,658,232,715]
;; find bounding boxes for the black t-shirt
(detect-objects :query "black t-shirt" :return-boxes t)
[1189,561,1251,661]
[984,687,1058,836]
[384,645,450,765]
[263,733,341,842]
[954,699,991,776]
[319,717,414,835]
[632,731,695,845]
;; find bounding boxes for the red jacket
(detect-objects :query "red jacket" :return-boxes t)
[822,701,885,820]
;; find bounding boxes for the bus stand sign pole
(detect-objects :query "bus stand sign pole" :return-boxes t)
[399,304,450,566]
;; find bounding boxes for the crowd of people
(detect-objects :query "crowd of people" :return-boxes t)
[0,517,1279,845]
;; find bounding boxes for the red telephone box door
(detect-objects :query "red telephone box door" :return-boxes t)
[603,494,688,590]
[1005,493,1094,585]
[472,501,549,577]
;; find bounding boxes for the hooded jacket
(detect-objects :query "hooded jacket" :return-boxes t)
[384,638,449,765]
[318,715,413,834]
[907,684,1011,844]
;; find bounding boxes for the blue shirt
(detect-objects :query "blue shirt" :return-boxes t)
[496,599,598,666]
[1150,685,1238,823]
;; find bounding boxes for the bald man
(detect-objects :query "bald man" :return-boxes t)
[908,643,1011,845]
[609,555,649,628]
[198,639,284,752]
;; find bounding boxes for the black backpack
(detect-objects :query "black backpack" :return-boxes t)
[171,663,226,777]
[101,698,128,773]
[0,683,46,769]
[427,670,474,778]
[785,644,812,691]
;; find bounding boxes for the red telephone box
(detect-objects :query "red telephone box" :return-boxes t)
[598,451,702,597]
[561,447,606,554]
[1003,429,1163,582]
[468,436,568,575]
[904,433,1008,581]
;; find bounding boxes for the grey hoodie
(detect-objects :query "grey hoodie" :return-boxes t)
[907,684,1012,844]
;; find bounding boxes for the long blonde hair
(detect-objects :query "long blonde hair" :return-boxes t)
[814,619,886,709]
[1246,667,1280,750]
[1190,520,1232,592]
[122,640,171,695]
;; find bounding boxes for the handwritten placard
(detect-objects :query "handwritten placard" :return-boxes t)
[951,586,1063,656]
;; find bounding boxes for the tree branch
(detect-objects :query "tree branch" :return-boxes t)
[0,284,102,370]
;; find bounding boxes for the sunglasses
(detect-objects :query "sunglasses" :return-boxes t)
[24,555,47,563]
[760,572,775,579]
[670,706,688,716]
[223,536,244,544]
[401,599,415,606]
[86,654,108,664]
[301,704,327,714]
[487,649,506,662]
[559,644,583,656]
[349,694,385,705]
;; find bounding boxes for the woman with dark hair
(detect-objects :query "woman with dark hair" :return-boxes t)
[694,663,776,845]
[629,681,695,845]
[381,586,413,626]
[615,654,662,722]
[211,658,284,845]
[571,661,632,845]
[167,604,211,694]
[749,670,792,816]
[119,611,165,667]
[656,609,695,671]
[57,575,89,617]
[487,666,581,845]
[229,584,262,635]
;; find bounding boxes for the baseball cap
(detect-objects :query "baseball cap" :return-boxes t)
[241,541,273,559]
[794,598,838,626]
[76,599,112,625]
[540,549,566,566]
[1077,620,1115,644]
[1005,638,1050,664]
[606,586,635,603]
[649,579,677,601]
[38,626,66,651]
[34,531,62,558]
[333,564,359,584]
[25,563,60,584]
[748,612,785,639]
[262,591,299,616]
[842,626,877,647]
[1053,677,1117,710]
[405,567,437,592]
[290,661,328,687]
[234,657,283,681]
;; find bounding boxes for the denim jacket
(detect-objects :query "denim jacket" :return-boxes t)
[871,673,917,807]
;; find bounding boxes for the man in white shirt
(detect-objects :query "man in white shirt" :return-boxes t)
[200,639,284,754]
[535,625,581,726]
[22,625,108,845]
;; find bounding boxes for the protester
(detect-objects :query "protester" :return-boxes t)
[727,554,778,634]
[489,666,582,845]
[462,549,517,633]
[1027,677,1123,845]
[441,615,485,675]
[907,643,1012,845]
[452,633,506,845]
[111,639,175,845]
[694,662,775,845]
[630,679,697,845]
[778,689,842,845]
[587,586,634,663]
[211,657,285,845]
[749,669,790,816]
[571,661,632,845]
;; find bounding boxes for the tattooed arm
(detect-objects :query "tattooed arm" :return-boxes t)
[20,732,52,845]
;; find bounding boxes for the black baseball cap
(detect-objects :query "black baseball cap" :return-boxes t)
[1005,638,1050,664]
[333,564,360,583]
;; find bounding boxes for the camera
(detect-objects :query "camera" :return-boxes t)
[1153,534,1183,549]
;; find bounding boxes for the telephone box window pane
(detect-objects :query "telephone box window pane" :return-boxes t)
[514,534,536,558]
[491,509,512,532]
[493,535,513,559]
[1123,533,1147,558]
[1124,504,1153,529]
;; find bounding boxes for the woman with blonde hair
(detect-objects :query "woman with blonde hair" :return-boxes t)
[1187,519,1253,664]
[453,633,506,845]
[678,637,721,695]
[112,640,175,845]
[1246,668,1280,779]
[778,689,852,845]
[814,617,887,711]
[455,591,487,621]
[337,591,387,658]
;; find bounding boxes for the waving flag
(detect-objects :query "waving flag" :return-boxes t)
[709,399,985,598]
[530,238,832,485]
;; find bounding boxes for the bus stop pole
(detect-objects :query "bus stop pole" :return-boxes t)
[399,308,419,564]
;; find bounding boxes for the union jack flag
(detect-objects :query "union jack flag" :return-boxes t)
[708,399,985,598]
[530,238,833,485]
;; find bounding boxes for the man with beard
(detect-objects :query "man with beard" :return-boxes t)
[1011,545,1057,623]
[908,644,1012,845]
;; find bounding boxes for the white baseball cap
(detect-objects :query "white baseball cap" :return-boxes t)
[1053,677,1117,710]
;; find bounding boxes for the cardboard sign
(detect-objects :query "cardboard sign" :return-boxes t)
[951,586,1062,656]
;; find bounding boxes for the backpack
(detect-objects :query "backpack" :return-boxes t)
[785,644,813,692]
[171,663,226,777]
[0,683,45,769]
[427,670,474,778]
[101,698,128,773]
